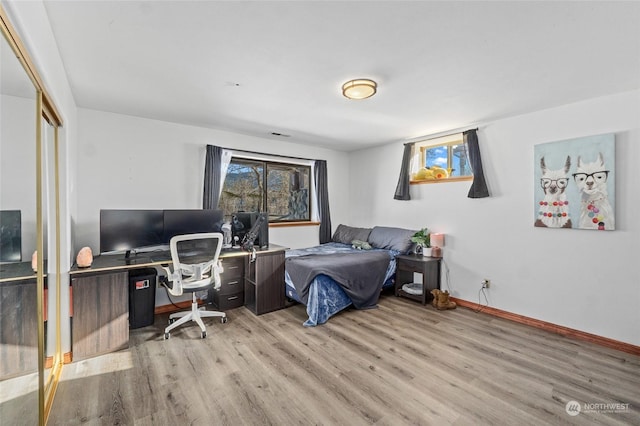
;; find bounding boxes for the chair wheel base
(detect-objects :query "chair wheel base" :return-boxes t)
[201,331,206,338]
[164,332,170,340]
[221,317,228,324]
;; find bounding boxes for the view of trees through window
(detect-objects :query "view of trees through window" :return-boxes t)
[219,158,311,222]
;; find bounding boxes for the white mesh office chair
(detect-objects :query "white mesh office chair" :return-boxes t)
[161,233,227,339]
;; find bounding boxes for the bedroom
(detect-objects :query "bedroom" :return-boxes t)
[1,1,638,424]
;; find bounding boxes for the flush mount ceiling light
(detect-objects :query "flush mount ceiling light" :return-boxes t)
[342,79,377,100]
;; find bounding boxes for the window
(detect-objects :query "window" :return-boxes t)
[411,134,472,183]
[219,158,311,223]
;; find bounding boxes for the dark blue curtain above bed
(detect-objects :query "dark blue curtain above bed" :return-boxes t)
[314,160,332,244]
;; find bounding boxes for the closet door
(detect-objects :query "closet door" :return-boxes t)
[1,7,65,424]
[0,16,39,425]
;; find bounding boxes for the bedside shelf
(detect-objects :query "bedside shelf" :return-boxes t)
[395,254,441,305]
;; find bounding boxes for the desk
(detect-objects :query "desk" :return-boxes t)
[245,249,286,315]
[69,245,286,360]
[0,262,40,379]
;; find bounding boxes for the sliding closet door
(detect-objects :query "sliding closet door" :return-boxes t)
[0,18,39,426]
[1,6,65,425]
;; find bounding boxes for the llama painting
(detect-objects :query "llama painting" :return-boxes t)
[534,155,572,228]
[534,134,615,231]
[573,153,615,230]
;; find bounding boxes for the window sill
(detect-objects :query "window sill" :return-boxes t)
[410,176,473,185]
[269,221,320,228]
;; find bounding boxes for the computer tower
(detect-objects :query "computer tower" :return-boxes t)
[255,212,269,248]
[128,268,157,329]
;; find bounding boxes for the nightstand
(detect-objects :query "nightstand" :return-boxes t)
[395,254,441,305]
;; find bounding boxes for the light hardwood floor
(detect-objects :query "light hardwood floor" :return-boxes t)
[46,294,640,425]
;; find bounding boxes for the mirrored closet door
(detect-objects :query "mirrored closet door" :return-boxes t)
[1,6,64,424]
[0,19,40,426]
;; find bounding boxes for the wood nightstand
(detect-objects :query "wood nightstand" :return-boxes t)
[395,254,441,305]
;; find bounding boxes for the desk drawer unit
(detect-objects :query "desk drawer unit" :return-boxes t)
[210,256,244,310]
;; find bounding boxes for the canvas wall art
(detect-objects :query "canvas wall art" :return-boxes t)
[534,133,615,231]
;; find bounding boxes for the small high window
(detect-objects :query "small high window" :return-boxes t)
[411,134,473,183]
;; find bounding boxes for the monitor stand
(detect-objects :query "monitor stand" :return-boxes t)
[124,250,149,265]
[124,250,136,265]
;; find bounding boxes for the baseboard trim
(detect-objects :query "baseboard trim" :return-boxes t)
[451,297,640,356]
[63,352,72,364]
[154,300,201,315]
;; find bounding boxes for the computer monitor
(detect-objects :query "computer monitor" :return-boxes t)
[163,209,224,242]
[100,209,164,255]
[0,210,22,262]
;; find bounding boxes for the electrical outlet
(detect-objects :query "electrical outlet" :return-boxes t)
[482,279,490,289]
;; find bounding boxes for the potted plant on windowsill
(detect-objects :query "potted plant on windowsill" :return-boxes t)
[411,228,431,256]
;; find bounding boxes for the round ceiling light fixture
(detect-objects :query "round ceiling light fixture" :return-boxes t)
[342,78,377,100]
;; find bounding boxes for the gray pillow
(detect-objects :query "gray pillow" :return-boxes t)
[332,224,372,245]
[368,226,416,253]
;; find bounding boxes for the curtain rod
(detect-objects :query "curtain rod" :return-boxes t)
[405,127,479,146]
[220,146,318,163]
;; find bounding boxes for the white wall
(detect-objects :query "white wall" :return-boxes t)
[75,108,349,250]
[5,0,78,267]
[75,108,349,304]
[348,90,640,346]
[0,95,37,258]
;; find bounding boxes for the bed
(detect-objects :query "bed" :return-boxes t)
[284,225,416,326]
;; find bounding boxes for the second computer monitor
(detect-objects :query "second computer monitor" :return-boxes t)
[163,209,224,242]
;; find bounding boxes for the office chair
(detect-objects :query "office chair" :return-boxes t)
[160,233,227,339]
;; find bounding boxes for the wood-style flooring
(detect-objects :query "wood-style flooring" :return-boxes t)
[46,294,640,425]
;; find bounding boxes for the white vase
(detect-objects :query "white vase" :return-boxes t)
[422,247,432,257]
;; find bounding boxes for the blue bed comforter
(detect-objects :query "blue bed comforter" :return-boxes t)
[285,242,397,326]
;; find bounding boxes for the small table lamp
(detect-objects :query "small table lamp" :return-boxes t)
[430,233,445,258]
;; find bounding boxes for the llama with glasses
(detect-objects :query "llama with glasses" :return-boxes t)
[573,153,615,230]
[535,155,572,228]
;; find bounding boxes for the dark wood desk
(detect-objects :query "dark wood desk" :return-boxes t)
[245,249,286,315]
[69,245,286,360]
[0,260,41,283]
[0,262,40,379]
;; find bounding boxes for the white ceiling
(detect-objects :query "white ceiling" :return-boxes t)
[42,1,640,151]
